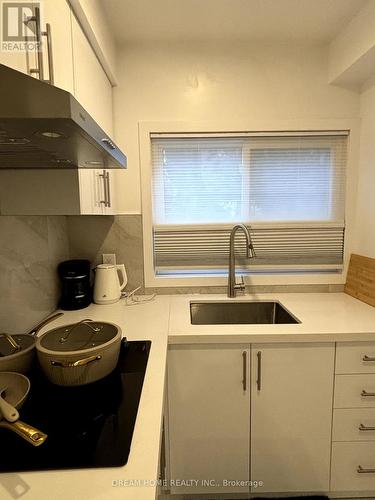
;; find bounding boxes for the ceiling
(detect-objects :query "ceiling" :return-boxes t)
[101,0,366,44]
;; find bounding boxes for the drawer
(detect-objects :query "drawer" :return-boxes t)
[336,342,375,374]
[331,442,375,491]
[333,408,375,441]
[335,374,375,408]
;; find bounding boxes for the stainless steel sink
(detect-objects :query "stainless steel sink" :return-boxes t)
[190,301,300,325]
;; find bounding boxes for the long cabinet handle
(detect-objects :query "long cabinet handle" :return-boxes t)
[105,171,111,208]
[358,465,375,474]
[256,351,262,391]
[24,8,54,84]
[242,351,247,391]
[361,390,375,397]
[359,424,375,431]
[42,23,54,84]
[99,170,107,206]
[363,355,375,362]
[24,7,43,79]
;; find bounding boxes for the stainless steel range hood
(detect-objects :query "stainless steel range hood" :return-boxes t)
[0,64,127,169]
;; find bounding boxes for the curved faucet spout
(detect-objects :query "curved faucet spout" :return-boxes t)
[227,224,255,298]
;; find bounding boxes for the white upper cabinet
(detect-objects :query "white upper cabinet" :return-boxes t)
[0,2,37,75]
[40,0,74,94]
[71,14,113,137]
[0,2,118,216]
[0,0,73,94]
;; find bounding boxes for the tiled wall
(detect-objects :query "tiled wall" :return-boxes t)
[66,214,342,295]
[0,213,342,334]
[0,216,69,333]
[67,215,144,292]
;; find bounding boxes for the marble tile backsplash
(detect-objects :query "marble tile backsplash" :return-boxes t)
[0,216,69,333]
[66,214,343,296]
[67,215,144,292]
[0,213,343,335]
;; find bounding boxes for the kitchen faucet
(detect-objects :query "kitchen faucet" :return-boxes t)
[227,224,256,298]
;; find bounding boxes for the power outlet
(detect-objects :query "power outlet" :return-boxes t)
[102,253,116,265]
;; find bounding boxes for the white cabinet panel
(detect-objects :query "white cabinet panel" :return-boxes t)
[167,344,250,495]
[336,342,375,374]
[78,169,104,214]
[335,374,375,408]
[71,14,113,136]
[41,0,74,93]
[331,442,375,491]
[333,408,375,441]
[251,343,334,493]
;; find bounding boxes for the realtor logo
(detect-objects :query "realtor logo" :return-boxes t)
[1,1,41,51]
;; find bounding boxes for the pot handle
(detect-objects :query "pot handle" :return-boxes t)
[117,264,128,291]
[0,419,47,446]
[0,333,22,353]
[50,354,102,368]
[27,312,64,337]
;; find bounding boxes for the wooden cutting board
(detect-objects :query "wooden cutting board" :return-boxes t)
[345,253,375,307]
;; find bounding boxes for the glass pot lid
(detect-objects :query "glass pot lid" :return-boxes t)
[39,322,120,353]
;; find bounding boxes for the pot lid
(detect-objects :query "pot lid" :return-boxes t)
[0,335,34,357]
[38,322,120,353]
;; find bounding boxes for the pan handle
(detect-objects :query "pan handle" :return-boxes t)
[0,420,47,446]
[27,312,64,337]
[50,355,102,368]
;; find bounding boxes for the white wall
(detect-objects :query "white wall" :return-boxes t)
[354,85,375,257]
[329,0,375,87]
[113,41,359,214]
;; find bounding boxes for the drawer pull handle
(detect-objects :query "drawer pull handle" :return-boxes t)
[361,390,375,397]
[359,423,375,431]
[363,355,375,362]
[358,465,375,474]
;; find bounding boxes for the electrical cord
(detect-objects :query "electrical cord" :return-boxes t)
[122,286,156,306]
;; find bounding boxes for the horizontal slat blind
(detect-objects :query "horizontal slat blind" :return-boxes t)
[154,225,344,270]
[151,133,348,274]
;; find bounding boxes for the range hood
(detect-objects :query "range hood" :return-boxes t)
[0,64,127,169]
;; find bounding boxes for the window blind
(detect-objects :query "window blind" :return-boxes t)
[151,133,348,274]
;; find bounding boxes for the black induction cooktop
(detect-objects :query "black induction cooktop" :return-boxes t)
[0,339,151,472]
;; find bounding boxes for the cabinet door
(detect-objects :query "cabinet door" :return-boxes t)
[0,3,38,76]
[41,0,74,93]
[167,344,250,495]
[78,169,105,215]
[71,14,113,136]
[251,343,334,493]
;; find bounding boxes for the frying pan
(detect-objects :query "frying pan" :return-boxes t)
[0,372,47,446]
[0,313,63,373]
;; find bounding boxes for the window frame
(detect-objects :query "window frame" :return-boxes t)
[139,120,359,288]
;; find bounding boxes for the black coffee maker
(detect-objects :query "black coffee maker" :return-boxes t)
[58,260,92,310]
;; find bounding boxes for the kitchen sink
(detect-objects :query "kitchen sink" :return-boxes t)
[190,301,300,325]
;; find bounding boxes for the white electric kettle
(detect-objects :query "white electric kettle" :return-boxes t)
[93,264,127,305]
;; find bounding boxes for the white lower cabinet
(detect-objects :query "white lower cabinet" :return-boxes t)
[251,343,335,493]
[331,442,375,491]
[166,342,335,495]
[331,342,375,493]
[167,344,250,494]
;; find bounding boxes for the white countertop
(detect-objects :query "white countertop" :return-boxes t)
[2,291,375,500]
[169,292,375,343]
[0,297,170,500]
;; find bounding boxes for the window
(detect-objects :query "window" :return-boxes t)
[150,132,348,276]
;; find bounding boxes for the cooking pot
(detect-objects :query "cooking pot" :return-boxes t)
[36,319,121,386]
[0,313,63,373]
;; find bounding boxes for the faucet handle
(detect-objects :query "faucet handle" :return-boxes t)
[234,275,246,291]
